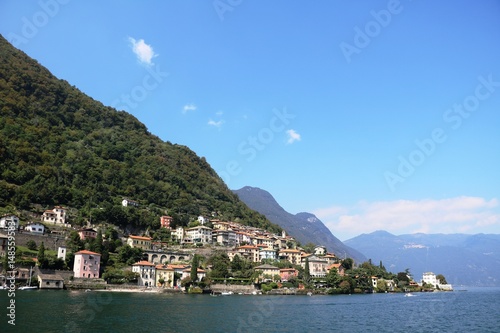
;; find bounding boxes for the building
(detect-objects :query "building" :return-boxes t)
[185,226,212,244]
[181,267,207,281]
[304,255,329,278]
[57,246,67,261]
[155,264,175,288]
[0,215,19,229]
[78,228,97,240]
[127,235,152,250]
[212,229,237,247]
[422,272,439,287]
[24,222,45,234]
[197,216,208,225]
[42,206,67,225]
[122,199,139,207]
[160,216,173,229]
[73,250,101,278]
[229,245,260,263]
[314,246,327,256]
[132,261,156,287]
[259,248,277,261]
[173,227,185,243]
[327,263,345,277]
[38,274,64,290]
[280,268,299,281]
[278,249,302,265]
[255,264,280,281]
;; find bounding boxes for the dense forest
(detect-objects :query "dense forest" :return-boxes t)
[0,35,281,233]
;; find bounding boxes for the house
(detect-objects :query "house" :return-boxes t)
[314,246,327,256]
[304,255,329,278]
[78,228,97,240]
[259,248,277,261]
[73,250,101,278]
[57,246,67,261]
[377,278,395,291]
[127,235,152,250]
[122,199,139,207]
[254,264,280,281]
[0,215,19,229]
[229,245,260,263]
[185,226,212,244]
[173,227,185,243]
[132,261,156,287]
[197,216,208,225]
[24,222,45,234]
[160,216,173,229]
[280,268,299,281]
[42,206,67,225]
[278,249,302,265]
[155,264,175,288]
[422,272,439,287]
[38,274,64,289]
[327,263,345,277]
[371,276,378,289]
[181,267,207,281]
[212,229,237,247]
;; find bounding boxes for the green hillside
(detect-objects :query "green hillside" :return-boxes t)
[0,35,280,233]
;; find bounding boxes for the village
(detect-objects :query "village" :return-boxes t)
[0,203,453,294]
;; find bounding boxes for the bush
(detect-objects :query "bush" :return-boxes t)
[26,240,37,251]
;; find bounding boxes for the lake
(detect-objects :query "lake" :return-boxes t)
[1,288,499,332]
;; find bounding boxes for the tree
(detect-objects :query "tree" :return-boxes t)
[191,254,200,283]
[37,241,46,268]
[26,240,37,251]
[341,258,354,270]
[231,254,243,272]
[326,268,341,288]
[94,229,103,254]
[302,242,316,254]
[436,274,448,284]
[303,258,311,286]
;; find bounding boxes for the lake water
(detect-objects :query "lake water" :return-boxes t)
[1,288,499,332]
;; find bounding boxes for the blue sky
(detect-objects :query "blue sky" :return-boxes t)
[1,0,500,240]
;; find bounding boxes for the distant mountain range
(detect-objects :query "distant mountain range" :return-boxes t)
[233,186,366,263]
[344,230,500,287]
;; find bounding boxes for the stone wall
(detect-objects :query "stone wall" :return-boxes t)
[210,283,257,293]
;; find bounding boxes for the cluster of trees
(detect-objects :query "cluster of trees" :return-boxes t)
[0,34,281,234]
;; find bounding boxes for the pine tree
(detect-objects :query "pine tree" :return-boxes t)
[37,242,46,268]
[190,255,199,283]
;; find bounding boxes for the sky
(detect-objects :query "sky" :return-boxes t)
[1,0,499,241]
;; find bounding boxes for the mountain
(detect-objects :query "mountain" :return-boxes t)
[0,35,280,233]
[233,186,366,263]
[345,231,500,287]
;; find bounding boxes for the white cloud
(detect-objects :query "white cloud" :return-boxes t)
[208,119,224,128]
[183,104,197,114]
[216,111,224,116]
[128,37,157,65]
[286,129,301,144]
[314,197,500,241]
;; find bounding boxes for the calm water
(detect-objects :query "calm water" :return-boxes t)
[1,288,499,332]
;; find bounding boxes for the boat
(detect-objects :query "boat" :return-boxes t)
[307,292,313,296]
[220,291,233,296]
[404,293,416,297]
[18,267,38,290]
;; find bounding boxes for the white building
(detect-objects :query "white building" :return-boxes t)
[173,227,185,243]
[422,272,439,287]
[58,246,67,261]
[0,215,19,229]
[132,261,156,287]
[25,222,45,234]
[197,216,208,225]
[122,199,139,207]
[42,206,67,225]
[185,226,212,244]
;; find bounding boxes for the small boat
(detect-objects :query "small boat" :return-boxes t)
[85,289,92,292]
[220,291,233,296]
[307,292,313,296]
[404,293,416,297]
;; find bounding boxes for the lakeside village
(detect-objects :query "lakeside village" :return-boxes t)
[0,202,453,295]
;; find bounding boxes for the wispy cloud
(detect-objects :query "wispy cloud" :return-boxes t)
[314,197,500,240]
[286,129,301,144]
[208,119,224,128]
[183,104,197,114]
[128,37,157,66]
[216,111,224,116]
